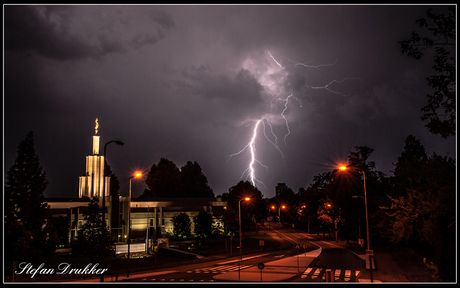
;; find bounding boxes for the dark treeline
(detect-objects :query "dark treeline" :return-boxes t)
[262,137,455,281]
[140,158,214,198]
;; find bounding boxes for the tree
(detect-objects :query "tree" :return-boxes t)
[391,135,428,197]
[143,158,182,198]
[399,6,456,138]
[383,153,455,280]
[193,211,214,244]
[105,160,120,197]
[4,131,59,263]
[180,161,214,198]
[73,197,114,263]
[296,186,323,232]
[171,212,192,239]
[52,216,70,247]
[227,181,265,225]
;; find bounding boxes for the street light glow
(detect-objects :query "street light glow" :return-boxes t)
[339,165,347,170]
[244,197,250,201]
[134,172,143,178]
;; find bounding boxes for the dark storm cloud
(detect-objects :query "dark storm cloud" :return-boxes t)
[176,65,266,121]
[4,5,456,199]
[4,5,175,60]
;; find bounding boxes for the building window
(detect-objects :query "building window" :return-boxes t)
[162,219,165,225]
[150,219,154,226]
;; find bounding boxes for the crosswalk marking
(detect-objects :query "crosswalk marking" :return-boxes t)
[345,270,351,279]
[187,265,253,274]
[301,268,361,282]
[335,269,341,280]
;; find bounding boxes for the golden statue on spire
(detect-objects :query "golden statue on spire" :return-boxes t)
[95,118,99,135]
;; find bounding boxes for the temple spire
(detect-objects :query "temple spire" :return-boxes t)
[95,118,99,135]
[93,118,100,155]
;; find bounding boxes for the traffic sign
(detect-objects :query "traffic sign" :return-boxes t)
[295,243,301,249]
[259,240,264,246]
[258,263,265,270]
[366,249,374,255]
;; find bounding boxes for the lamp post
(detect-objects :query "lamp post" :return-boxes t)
[238,197,250,281]
[326,203,339,242]
[339,165,373,282]
[127,171,142,278]
[100,140,123,282]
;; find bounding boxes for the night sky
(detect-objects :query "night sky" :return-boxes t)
[4,4,456,199]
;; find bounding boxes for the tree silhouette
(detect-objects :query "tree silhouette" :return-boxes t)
[143,158,181,198]
[73,196,114,263]
[4,131,59,264]
[399,6,456,138]
[180,161,214,198]
[171,212,192,239]
[142,159,214,198]
[193,211,214,244]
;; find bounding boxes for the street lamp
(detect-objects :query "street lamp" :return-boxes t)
[127,171,143,278]
[238,197,251,281]
[100,140,123,282]
[271,205,286,236]
[338,165,373,282]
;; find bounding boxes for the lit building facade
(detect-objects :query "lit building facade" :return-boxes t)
[46,119,227,245]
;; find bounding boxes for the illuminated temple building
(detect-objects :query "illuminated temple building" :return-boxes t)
[46,119,227,245]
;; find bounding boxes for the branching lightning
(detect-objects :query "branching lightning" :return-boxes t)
[228,50,356,189]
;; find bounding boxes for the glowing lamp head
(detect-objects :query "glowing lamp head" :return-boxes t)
[244,197,251,201]
[134,172,143,178]
[271,205,275,209]
[327,204,332,208]
[339,165,347,171]
[281,205,286,209]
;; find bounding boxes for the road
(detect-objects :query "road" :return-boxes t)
[121,224,364,282]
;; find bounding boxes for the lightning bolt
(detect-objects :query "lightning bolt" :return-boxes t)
[229,50,357,189]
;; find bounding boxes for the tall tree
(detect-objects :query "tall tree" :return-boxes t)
[399,6,456,138]
[72,197,114,263]
[4,131,59,263]
[180,161,214,198]
[391,135,428,197]
[143,158,181,198]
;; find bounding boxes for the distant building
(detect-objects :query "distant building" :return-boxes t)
[275,183,289,197]
[45,119,227,245]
